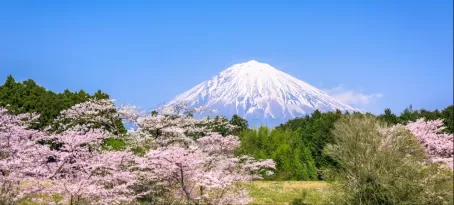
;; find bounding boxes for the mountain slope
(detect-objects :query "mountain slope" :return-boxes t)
[162,60,360,126]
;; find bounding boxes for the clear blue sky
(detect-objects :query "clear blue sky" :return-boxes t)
[1,0,452,114]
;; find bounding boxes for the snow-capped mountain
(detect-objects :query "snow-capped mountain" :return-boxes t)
[162,60,360,126]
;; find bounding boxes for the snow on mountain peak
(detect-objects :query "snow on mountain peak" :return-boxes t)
[161,60,360,126]
[224,60,276,74]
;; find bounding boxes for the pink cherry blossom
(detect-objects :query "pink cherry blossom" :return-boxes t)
[138,132,275,205]
[406,118,453,169]
[0,107,142,204]
[52,99,124,135]
[1,101,276,205]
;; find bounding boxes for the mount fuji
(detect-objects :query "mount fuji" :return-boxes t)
[162,60,360,126]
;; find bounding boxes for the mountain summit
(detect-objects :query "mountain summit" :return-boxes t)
[162,60,359,126]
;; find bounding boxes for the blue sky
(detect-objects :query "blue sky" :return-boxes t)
[1,0,452,114]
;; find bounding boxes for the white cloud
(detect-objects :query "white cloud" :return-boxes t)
[323,84,383,106]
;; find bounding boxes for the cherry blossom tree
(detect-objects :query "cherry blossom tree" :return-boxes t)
[33,131,141,204]
[52,99,126,135]
[0,108,42,204]
[2,100,276,205]
[120,102,237,148]
[121,104,275,205]
[406,118,453,169]
[138,133,275,205]
[0,107,143,204]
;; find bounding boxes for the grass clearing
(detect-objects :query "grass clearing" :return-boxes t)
[244,181,330,205]
[17,180,331,205]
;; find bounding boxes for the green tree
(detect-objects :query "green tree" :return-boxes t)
[237,126,317,180]
[379,108,400,124]
[441,105,453,133]
[229,114,248,135]
[278,110,342,172]
[0,75,117,130]
[399,105,419,123]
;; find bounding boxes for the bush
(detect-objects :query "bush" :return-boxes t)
[325,114,453,205]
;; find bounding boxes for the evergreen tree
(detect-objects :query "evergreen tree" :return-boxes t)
[236,126,318,180]
[379,108,400,124]
[278,110,342,172]
[441,105,453,133]
[229,114,248,135]
[399,105,420,123]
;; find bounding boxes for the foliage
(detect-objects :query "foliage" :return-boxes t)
[0,75,115,130]
[237,126,317,180]
[379,105,453,133]
[277,110,344,175]
[441,105,453,133]
[324,115,453,205]
[229,114,249,135]
[269,105,453,180]
[102,138,127,151]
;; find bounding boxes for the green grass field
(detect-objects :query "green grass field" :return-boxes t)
[244,181,330,205]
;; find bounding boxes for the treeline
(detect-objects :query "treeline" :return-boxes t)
[0,75,113,130]
[380,105,453,133]
[237,105,453,180]
[237,110,343,180]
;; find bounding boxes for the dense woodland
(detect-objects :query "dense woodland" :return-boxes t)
[1,75,453,205]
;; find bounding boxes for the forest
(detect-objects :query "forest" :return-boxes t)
[0,75,453,205]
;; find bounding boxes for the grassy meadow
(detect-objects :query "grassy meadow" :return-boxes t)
[16,181,330,205]
[244,181,330,205]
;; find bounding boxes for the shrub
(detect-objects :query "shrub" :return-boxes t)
[325,115,453,205]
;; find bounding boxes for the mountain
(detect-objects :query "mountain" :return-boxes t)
[161,60,360,126]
